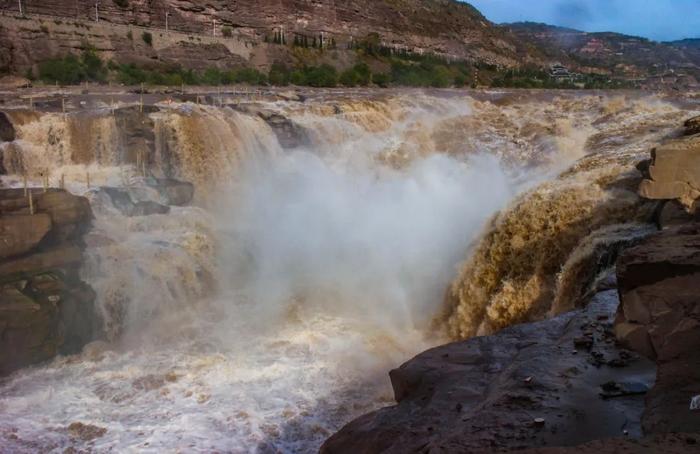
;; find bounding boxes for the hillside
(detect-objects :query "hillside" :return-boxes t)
[0,0,537,78]
[505,22,700,88]
[0,1,698,89]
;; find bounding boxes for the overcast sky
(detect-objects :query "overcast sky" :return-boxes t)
[467,0,700,42]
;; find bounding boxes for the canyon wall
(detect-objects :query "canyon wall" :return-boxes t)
[0,0,528,76]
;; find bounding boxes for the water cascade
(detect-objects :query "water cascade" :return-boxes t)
[0,91,695,452]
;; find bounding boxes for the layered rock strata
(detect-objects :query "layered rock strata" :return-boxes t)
[0,188,96,375]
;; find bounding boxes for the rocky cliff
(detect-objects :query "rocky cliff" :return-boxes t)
[0,0,529,76]
[0,188,96,375]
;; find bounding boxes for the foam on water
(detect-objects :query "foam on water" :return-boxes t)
[1,91,692,453]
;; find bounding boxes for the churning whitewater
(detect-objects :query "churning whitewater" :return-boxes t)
[0,91,693,452]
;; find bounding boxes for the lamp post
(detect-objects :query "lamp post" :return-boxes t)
[95,1,99,22]
[165,11,170,32]
[18,0,22,16]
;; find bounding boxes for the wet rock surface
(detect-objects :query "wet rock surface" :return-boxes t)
[614,223,700,361]
[322,290,655,453]
[638,134,700,211]
[614,223,700,437]
[0,188,96,375]
[520,432,700,453]
[0,111,15,142]
[98,187,171,217]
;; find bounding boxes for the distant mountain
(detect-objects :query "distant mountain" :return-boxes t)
[504,22,700,86]
[667,38,700,49]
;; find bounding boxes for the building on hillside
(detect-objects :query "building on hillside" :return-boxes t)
[549,63,573,81]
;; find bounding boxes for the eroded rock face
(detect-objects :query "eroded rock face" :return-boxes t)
[322,291,655,453]
[0,214,52,260]
[614,223,700,436]
[614,223,700,362]
[0,188,96,376]
[638,135,700,212]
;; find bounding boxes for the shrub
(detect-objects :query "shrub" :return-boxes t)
[235,68,267,85]
[339,68,360,87]
[40,24,49,34]
[81,48,107,81]
[289,69,306,85]
[39,55,85,85]
[372,72,390,87]
[221,26,232,38]
[142,32,152,46]
[353,63,371,86]
[113,0,129,7]
[201,67,223,85]
[304,64,337,87]
[430,65,452,88]
[126,30,133,40]
[268,63,290,86]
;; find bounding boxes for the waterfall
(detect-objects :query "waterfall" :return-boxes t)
[0,91,695,453]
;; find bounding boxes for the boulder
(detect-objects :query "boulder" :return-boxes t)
[35,190,93,242]
[655,199,700,229]
[0,214,52,260]
[100,187,170,217]
[0,273,96,375]
[685,115,700,136]
[0,76,31,90]
[322,291,655,453]
[614,223,700,437]
[0,111,15,142]
[0,188,97,376]
[148,178,195,206]
[615,224,700,361]
[0,245,83,278]
[638,135,700,211]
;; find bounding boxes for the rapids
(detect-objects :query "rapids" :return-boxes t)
[0,90,696,452]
